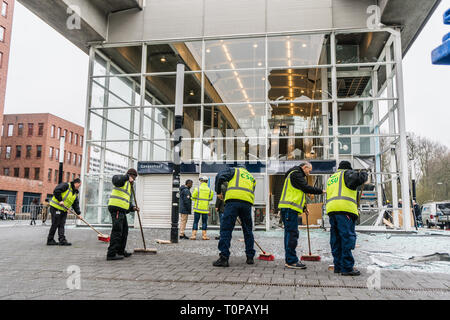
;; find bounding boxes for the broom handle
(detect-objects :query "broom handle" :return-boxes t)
[236,217,266,254]
[65,206,102,236]
[131,185,147,250]
[305,209,312,256]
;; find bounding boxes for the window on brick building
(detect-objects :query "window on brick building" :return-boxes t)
[73,153,76,165]
[55,148,59,161]
[80,135,83,147]
[36,145,42,158]
[67,151,71,163]
[27,123,34,136]
[63,129,67,139]
[26,145,32,158]
[5,145,11,159]
[38,123,44,136]
[51,125,55,138]
[74,134,78,146]
[69,131,73,144]
[66,172,70,182]
[35,168,40,180]
[78,154,82,167]
[55,170,58,183]
[72,173,76,181]
[18,123,23,136]
[1,2,7,17]
[0,27,5,42]
[57,127,61,139]
[16,145,21,159]
[3,168,9,176]
[0,52,3,68]
[24,168,30,179]
[7,124,13,136]
[49,147,54,160]
[14,168,19,177]
[48,169,52,182]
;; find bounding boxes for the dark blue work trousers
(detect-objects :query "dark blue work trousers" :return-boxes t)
[329,214,357,273]
[281,208,300,264]
[218,201,255,258]
[192,212,208,231]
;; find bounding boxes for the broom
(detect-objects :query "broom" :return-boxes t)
[236,218,274,261]
[301,208,321,261]
[131,184,157,254]
[65,206,110,242]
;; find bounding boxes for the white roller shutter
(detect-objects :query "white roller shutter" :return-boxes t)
[136,174,172,228]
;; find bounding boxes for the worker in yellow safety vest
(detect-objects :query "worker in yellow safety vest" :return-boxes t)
[190,176,214,240]
[47,178,82,246]
[326,161,367,276]
[106,168,140,261]
[279,162,324,269]
[213,166,256,267]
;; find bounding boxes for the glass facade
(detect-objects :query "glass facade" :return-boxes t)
[82,29,403,228]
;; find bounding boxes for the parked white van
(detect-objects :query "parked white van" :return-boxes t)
[421,201,450,229]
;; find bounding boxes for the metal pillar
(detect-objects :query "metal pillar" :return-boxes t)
[331,32,339,166]
[385,41,400,227]
[170,63,185,243]
[393,30,412,230]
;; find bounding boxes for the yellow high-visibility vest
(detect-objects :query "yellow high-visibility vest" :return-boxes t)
[192,182,213,214]
[278,170,306,214]
[326,170,359,216]
[108,181,132,210]
[224,168,256,205]
[50,184,78,212]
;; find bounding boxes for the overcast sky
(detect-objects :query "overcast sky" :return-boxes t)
[4,0,450,147]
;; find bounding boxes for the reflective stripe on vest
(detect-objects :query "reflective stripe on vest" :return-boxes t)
[326,170,359,216]
[278,170,306,214]
[50,185,77,212]
[224,168,255,205]
[108,181,131,210]
[193,183,212,214]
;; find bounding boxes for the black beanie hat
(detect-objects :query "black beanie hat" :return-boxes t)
[338,161,352,170]
[127,168,138,177]
[72,178,81,184]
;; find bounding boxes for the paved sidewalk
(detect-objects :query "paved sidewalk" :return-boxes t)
[0,224,449,300]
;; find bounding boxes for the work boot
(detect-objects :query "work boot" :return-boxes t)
[190,230,197,240]
[58,240,72,246]
[119,251,132,258]
[213,255,229,267]
[179,234,189,240]
[46,239,58,246]
[341,269,361,276]
[285,262,307,269]
[246,256,254,265]
[106,254,124,261]
[215,235,220,240]
[202,230,210,240]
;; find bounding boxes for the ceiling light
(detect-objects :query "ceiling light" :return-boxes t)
[160,56,166,63]
[258,62,262,66]
[253,44,258,48]
[302,43,307,48]
[189,90,195,96]
[301,90,305,94]
[206,48,211,53]
[262,77,266,81]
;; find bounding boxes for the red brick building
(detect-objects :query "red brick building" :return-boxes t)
[0,113,84,209]
[0,0,14,128]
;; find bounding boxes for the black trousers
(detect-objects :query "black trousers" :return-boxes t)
[47,207,68,242]
[107,208,129,257]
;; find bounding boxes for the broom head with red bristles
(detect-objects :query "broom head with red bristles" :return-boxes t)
[258,251,275,261]
[301,254,321,261]
[98,234,110,243]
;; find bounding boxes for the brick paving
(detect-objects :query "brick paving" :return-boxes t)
[0,224,449,300]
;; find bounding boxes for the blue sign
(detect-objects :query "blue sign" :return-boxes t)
[431,8,450,65]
